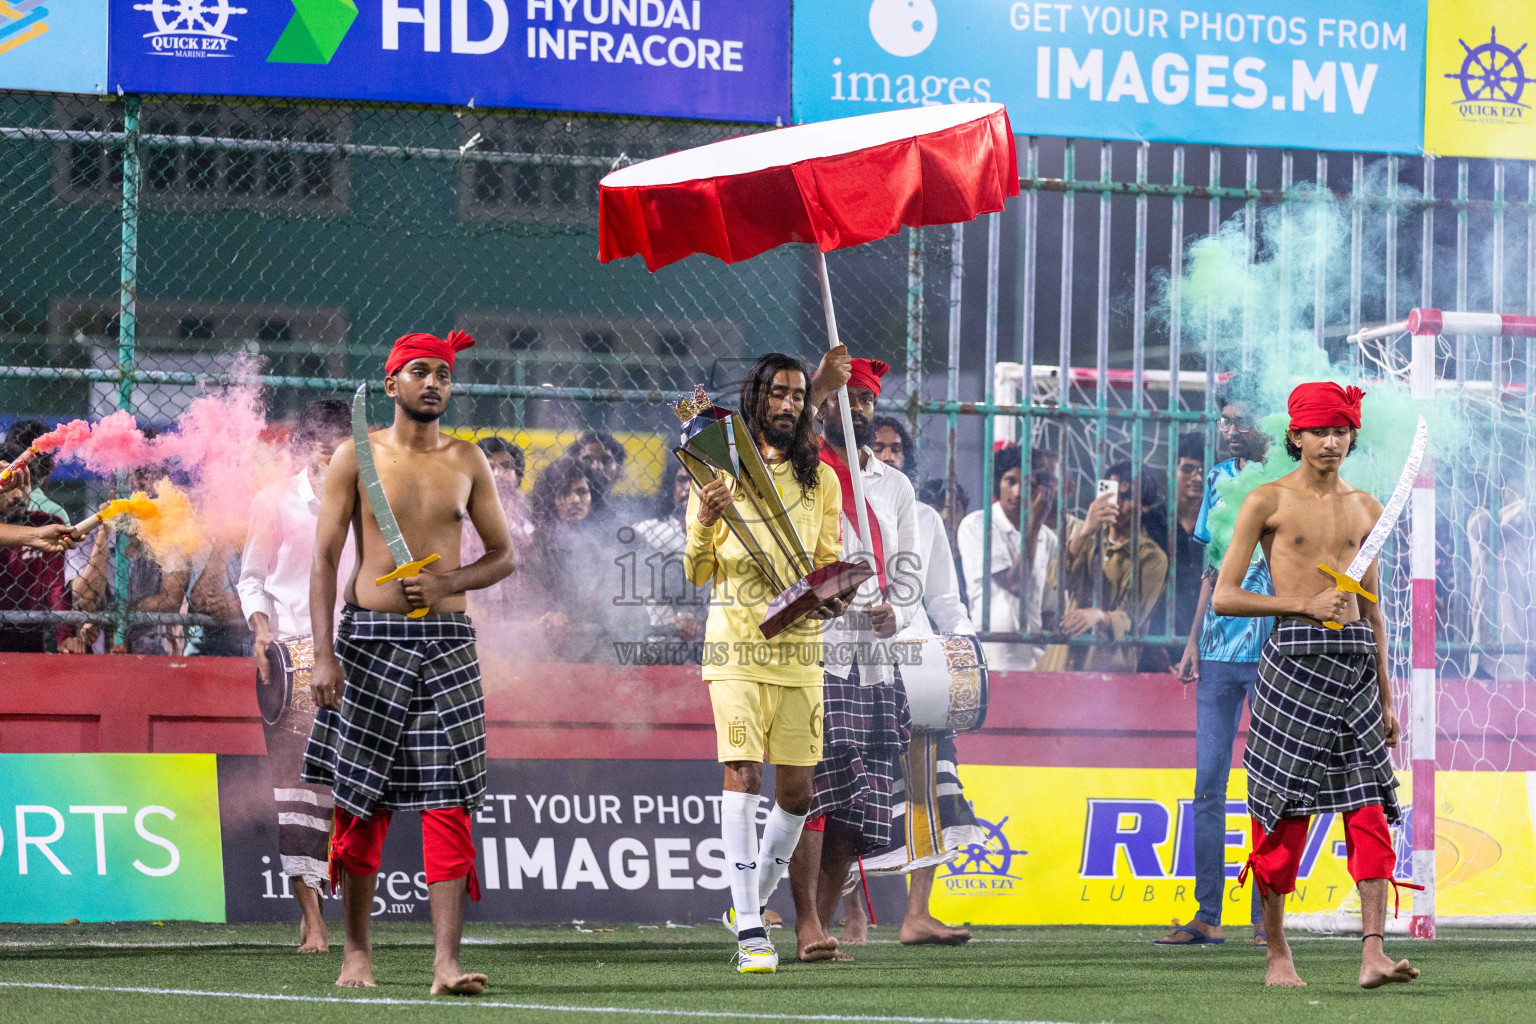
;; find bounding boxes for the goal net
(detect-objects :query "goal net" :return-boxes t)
[1288,309,1536,936]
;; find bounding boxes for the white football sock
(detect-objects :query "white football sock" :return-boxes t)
[756,804,808,909]
[720,790,763,936]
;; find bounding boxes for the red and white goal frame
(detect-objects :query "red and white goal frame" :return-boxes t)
[1347,308,1536,939]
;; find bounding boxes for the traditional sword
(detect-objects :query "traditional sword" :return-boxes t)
[1316,415,1427,630]
[352,383,439,619]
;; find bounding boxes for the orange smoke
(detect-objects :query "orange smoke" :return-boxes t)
[111,481,207,569]
[99,494,159,524]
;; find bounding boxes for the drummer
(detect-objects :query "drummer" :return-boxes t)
[839,416,980,946]
[237,399,357,953]
[790,358,921,963]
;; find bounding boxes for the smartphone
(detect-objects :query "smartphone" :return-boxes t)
[1096,479,1119,507]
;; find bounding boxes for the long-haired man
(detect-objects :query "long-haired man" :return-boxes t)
[685,352,850,973]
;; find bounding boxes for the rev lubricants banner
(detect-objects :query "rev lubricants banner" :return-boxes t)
[1424,0,1536,159]
[0,754,226,923]
[108,0,789,123]
[930,765,1536,925]
[794,2,1426,153]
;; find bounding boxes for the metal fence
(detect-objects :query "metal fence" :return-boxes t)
[2,89,1535,694]
[0,90,950,653]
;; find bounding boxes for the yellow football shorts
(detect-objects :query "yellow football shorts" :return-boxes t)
[707,678,823,766]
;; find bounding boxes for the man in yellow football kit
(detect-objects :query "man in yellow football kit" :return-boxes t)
[685,352,848,973]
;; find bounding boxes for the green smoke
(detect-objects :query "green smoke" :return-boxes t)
[1155,176,1470,570]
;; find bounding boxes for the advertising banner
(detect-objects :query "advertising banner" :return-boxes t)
[931,766,1536,925]
[107,0,789,124]
[0,0,107,94]
[218,756,906,924]
[0,754,226,923]
[1424,1,1536,159]
[793,2,1426,153]
[5,753,1532,926]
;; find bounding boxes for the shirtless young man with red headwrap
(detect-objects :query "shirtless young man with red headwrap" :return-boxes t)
[1214,382,1419,990]
[304,330,514,995]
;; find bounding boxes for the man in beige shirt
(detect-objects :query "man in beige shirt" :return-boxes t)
[1037,461,1167,673]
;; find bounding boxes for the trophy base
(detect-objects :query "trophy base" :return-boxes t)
[759,560,875,640]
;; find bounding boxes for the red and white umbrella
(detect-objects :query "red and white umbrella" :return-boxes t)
[598,102,1018,571]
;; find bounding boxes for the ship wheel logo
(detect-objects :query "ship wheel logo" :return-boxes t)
[945,815,1024,878]
[1445,26,1536,107]
[133,0,247,41]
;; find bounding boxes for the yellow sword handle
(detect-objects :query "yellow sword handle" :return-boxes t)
[377,553,441,619]
[1316,563,1377,631]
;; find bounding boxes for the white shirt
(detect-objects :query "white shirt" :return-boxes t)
[823,447,921,686]
[957,502,1058,671]
[238,468,355,639]
[903,501,975,637]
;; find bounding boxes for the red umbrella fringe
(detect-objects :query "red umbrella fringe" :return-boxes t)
[598,107,1019,272]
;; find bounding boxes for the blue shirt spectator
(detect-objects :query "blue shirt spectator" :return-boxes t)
[1193,458,1275,662]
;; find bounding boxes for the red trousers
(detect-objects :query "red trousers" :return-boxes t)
[1242,804,1394,896]
[330,807,481,901]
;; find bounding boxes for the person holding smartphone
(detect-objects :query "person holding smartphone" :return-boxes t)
[1034,462,1167,673]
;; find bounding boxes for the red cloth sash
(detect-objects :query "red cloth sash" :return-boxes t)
[818,439,886,591]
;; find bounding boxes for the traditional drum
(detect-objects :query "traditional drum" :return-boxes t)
[895,633,988,733]
[257,634,318,734]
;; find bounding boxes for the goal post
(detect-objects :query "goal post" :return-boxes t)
[1345,307,1536,939]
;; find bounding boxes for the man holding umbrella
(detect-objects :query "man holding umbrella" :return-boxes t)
[788,357,920,963]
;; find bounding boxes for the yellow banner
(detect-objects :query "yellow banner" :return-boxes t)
[447,427,669,498]
[1424,2,1536,159]
[930,766,1536,925]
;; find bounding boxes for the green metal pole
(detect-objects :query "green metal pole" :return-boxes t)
[114,95,141,649]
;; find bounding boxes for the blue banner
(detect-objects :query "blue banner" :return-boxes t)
[794,2,1426,153]
[0,0,107,95]
[109,0,788,123]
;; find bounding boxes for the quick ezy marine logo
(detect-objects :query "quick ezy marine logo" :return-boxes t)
[1443,25,1536,126]
[133,0,247,57]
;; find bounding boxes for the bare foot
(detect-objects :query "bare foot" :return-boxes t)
[900,913,971,945]
[830,948,855,962]
[298,916,329,954]
[1360,950,1419,989]
[794,920,841,963]
[839,912,868,946]
[335,950,376,988]
[764,909,784,927]
[1264,952,1306,988]
[430,971,489,996]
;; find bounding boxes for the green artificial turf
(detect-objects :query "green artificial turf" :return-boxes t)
[0,921,1532,1024]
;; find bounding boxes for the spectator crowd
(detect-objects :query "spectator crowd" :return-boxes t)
[0,392,1241,677]
[26,374,1520,683]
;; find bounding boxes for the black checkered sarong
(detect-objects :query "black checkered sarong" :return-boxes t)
[302,605,486,818]
[1244,618,1400,833]
[809,663,912,855]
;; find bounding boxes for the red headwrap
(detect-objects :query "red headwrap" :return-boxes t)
[847,358,890,398]
[1288,381,1365,430]
[385,330,476,377]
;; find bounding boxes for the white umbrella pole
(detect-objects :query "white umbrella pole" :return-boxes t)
[816,250,879,588]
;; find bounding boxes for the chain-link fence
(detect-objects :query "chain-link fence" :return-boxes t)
[4,88,1536,714]
[0,89,952,655]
